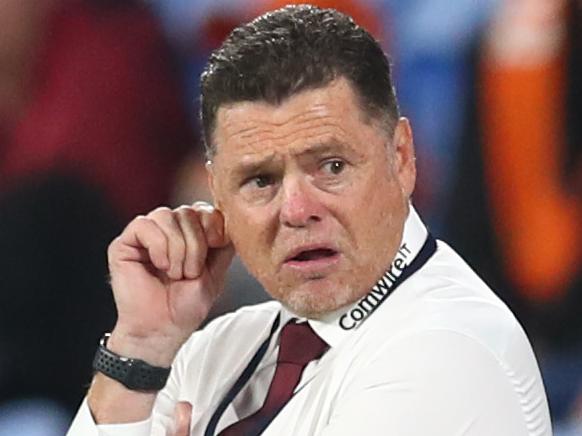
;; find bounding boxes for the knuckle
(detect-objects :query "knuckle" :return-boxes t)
[176,205,197,221]
[134,215,153,228]
[149,207,174,222]
[176,204,194,213]
[153,206,172,214]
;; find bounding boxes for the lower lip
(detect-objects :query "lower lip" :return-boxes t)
[283,253,341,274]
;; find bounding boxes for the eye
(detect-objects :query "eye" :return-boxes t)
[322,159,345,175]
[246,174,273,189]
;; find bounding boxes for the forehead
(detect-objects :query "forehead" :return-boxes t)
[212,79,385,163]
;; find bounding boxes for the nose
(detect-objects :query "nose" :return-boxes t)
[279,177,324,228]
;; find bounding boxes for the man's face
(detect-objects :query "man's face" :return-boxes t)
[208,78,416,318]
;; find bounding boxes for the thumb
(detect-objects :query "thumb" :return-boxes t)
[193,202,230,248]
[194,202,235,287]
[172,401,192,436]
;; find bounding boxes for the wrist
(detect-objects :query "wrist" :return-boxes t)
[107,328,185,368]
[88,373,157,424]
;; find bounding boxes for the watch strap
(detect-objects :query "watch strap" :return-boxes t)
[92,333,171,392]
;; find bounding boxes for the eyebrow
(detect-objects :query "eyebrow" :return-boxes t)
[293,140,352,158]
[230,139,355,177]
[232,155,277,178]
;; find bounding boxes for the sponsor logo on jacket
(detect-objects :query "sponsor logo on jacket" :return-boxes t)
[339,243,412,330]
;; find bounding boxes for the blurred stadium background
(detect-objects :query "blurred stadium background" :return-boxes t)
[0,0,580,434]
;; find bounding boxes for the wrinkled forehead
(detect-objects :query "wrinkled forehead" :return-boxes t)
[210,78,386,162]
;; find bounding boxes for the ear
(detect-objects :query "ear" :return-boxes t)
[206,160,221,209]
[392,117,416,198]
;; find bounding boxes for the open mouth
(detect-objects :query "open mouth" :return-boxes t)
[289,248,338,262]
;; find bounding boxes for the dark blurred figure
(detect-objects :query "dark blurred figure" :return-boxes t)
[0,0,194,423]
[447,0,582,426]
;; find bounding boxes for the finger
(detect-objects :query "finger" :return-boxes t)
[192,202,230,248]
[148,207,187,280]
[172,401,192,436]
[114,216,170,271]
[175,206,208,280]
[112,246,150,264]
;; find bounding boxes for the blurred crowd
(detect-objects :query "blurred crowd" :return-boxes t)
[0,0,580,434]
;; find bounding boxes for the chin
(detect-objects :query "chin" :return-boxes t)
[278,281,360,319]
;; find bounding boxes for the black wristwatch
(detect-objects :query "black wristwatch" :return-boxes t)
[92,333,171,392]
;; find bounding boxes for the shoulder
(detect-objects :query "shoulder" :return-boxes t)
[362,240,531,366]
[339,242,549,428]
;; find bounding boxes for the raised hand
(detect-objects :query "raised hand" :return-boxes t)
[106,202,234,367]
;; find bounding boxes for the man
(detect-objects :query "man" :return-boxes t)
[68,5,552,435]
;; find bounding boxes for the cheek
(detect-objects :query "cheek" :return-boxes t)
[341,172,401,236]
[339,172,406,270]
[364,177,406,240]
[225,206,276,271]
